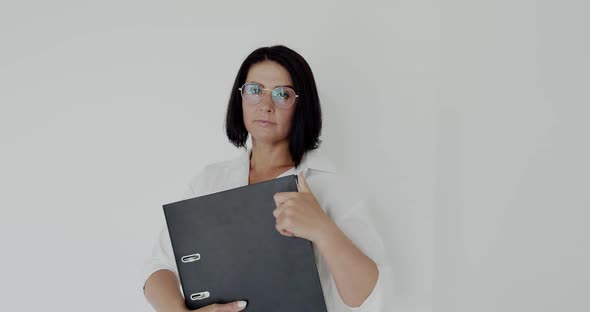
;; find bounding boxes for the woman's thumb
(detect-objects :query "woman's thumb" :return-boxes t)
[233,300,248,311]
[222,300,248,311]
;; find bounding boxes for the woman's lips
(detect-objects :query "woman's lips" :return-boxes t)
[255,120,276,126]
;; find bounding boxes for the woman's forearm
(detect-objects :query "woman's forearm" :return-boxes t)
[144,269,188,312]
[315,223,379,308]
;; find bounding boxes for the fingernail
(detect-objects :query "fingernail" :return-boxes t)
[237,300,247,308]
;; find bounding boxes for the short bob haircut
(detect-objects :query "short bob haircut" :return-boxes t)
[225,45,322,168]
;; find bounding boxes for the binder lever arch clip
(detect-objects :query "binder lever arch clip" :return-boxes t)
[181,253,201,263]
[190,291,210,301]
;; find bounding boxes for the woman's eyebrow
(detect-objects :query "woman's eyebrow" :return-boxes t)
[248,81,295,89]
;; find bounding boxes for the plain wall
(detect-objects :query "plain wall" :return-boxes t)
[434,1,589,311]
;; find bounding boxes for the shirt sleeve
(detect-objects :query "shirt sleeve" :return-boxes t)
[330,199,392,312]
[140,169,206,294]
[140,225,180,294]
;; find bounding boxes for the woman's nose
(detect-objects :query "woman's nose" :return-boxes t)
[258,92,274,112]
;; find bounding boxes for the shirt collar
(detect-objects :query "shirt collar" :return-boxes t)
[298,148,337,174]
[235,147,337,175]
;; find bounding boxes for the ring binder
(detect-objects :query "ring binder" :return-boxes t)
[163,175,327,311]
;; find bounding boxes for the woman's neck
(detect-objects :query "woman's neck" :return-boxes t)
[249,141,294,174]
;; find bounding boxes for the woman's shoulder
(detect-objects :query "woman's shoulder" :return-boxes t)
[307,168,369,223]
[200,150,248,176]
[183,152,247,198]
[303,151,368,215]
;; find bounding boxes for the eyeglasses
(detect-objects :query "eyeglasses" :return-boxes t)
[238,82,299,109]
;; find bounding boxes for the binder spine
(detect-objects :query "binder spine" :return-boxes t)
[180,253,210,302]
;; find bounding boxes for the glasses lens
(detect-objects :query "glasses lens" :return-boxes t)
[272,87,296,108]
[241,83,263,105]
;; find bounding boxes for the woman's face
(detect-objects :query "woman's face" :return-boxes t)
[242,60,296,146]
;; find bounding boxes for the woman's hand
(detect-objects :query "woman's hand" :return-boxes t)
[273,172,336,243]
[188,300,247,312]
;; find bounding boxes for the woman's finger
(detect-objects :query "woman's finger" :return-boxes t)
[273,192,298,205]
[275,223,294,237]
[200,300,247,311]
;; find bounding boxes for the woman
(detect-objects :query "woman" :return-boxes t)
[142,45,389,312]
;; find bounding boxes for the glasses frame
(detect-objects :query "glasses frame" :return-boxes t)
[238,82,299,109]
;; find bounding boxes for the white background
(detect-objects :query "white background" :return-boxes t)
[0,1,587,311]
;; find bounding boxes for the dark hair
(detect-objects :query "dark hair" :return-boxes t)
[225,45,322,168]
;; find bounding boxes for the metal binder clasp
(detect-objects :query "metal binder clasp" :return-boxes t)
[190,291,210,301]
[181,253,201,263]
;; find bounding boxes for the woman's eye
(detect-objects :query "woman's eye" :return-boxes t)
[248,87,261,94]
[275,89,289,99]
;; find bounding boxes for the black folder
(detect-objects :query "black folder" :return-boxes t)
[163,174,328,311]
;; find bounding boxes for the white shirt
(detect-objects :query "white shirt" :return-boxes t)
[141,148,390,311]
